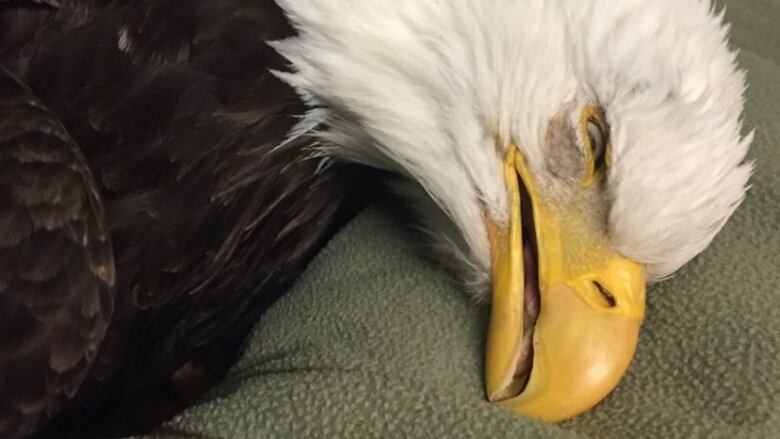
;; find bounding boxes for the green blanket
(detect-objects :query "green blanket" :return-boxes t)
[141,2,780,438]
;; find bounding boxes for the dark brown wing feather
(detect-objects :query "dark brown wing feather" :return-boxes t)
[1,0,365,437]
[0,69,115,439]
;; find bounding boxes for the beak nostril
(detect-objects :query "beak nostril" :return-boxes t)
[593,281,617,308]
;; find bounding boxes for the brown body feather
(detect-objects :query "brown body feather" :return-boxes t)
[0,69,115,439]
[0,1,367,437]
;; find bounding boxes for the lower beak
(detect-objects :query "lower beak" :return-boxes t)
[485,146,646,422]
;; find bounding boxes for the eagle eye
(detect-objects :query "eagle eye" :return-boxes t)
[580,106,610,187]
[587,117,608,168]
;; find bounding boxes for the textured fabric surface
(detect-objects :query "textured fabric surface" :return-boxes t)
[139,2,780,438]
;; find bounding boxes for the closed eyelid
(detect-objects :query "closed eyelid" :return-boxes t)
[580,106,610,187]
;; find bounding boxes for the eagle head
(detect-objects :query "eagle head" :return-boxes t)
[274,0,752,421]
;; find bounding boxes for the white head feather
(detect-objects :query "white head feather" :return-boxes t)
[272,0,752,292]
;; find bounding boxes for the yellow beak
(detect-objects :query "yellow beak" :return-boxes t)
[485,145,646,422]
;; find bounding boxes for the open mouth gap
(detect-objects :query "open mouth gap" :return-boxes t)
[512,175,542,393]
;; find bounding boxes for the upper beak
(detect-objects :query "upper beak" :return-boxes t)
[485,145,646,422]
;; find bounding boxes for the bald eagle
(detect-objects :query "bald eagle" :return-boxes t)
[0,0,751,437]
